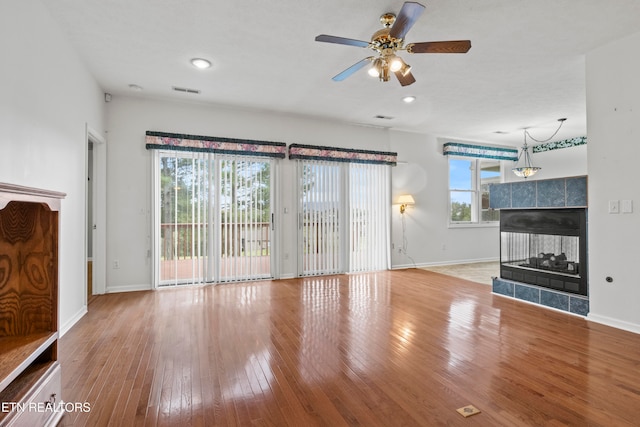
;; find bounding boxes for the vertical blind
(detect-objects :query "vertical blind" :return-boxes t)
[158,150,211,285]
[218,156,273,283]
[349,162,391,272]
[157,152,274,286]
[148,131,284,287]
[149,133,396,283]
[296,154,393,277]
[298,161,344,276]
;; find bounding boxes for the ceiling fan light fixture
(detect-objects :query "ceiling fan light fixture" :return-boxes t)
[314,1,472,86]
[389,55,411,76]
[398,61,412,76]
[389,55,403,72]
[369,57,386,78]
[380,62,391,81]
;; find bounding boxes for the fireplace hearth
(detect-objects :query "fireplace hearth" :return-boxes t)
[500,208,587,296]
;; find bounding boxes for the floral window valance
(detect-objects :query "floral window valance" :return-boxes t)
[532,136,587,153]
[145,131,287,158]
[443,142,518,161]
[288,143,397,165]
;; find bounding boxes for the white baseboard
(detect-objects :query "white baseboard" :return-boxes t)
[106,283,152,293]
[587,313,640,335]
[60,305,88,337]
[392,257,499,270]
[277,273,296,280]
[392,263,418,270]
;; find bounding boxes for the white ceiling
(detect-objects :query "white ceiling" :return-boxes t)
[45,0,640,146]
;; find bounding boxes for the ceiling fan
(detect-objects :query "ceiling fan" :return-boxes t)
[315,1,471,86]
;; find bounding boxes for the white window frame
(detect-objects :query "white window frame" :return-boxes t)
[448,156,501,228]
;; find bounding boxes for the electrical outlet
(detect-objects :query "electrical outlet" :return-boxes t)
[113,260,120,269]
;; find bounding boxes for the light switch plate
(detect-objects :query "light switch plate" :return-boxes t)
[621,199,633,213]
[609,200,620,214]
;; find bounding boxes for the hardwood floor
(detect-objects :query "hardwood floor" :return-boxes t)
[57,269,640,426]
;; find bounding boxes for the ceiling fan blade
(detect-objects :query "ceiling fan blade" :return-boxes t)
[315,34,370,48]
[394,70,416,86]
[389,2,426,40]
[407,40,472,54]
[332,57,374,81]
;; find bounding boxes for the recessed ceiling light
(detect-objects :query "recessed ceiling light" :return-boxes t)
[402,95,416,103]
[190,58,212,69]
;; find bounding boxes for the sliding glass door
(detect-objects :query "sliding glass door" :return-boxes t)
[298,161,345,276]
[156,151,274,286]
[348,162,391,272]
[159,152,211,284]
[297,160,391,276]
[218,157,273,282]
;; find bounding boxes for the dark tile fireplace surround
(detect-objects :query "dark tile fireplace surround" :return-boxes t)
[489,176,589,316]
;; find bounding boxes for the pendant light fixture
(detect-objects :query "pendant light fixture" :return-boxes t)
[512,118,567,179]
[512,136,540,179]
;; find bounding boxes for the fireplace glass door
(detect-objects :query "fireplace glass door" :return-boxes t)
[501,232,580,277]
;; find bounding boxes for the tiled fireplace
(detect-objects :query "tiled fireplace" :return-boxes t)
[489,176,589,316]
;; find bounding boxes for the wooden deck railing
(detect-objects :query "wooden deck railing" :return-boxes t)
[161,222,270,260]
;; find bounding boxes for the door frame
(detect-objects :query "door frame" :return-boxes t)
[151,151,278,287]
[86,125,107,297]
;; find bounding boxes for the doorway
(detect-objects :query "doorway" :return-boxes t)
[155,151,276,286]
[296,160,392,276]
[87,141,94,300]
[87,126,106,302]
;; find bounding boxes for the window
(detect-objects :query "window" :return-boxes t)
[449,157,500,224]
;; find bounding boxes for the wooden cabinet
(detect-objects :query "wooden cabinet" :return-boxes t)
[0,183,65,427]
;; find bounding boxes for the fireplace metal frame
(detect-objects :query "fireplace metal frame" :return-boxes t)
[499,208,588,296]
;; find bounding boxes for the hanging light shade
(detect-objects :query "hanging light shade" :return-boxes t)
[512,131,540,179]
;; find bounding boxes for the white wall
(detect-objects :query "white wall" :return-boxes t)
[104,96,394,289]
[0,1,106,333]
[586,31,640,333]
[390,132,500,268]
[105,97,506,290]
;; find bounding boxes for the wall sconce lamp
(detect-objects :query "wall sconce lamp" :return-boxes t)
[397,194,415,214]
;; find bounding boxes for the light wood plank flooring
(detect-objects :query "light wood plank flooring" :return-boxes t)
[57,269,640,426]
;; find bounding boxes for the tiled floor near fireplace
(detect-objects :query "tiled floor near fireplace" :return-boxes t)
[420,261,498,285]
[420,261,589,316]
